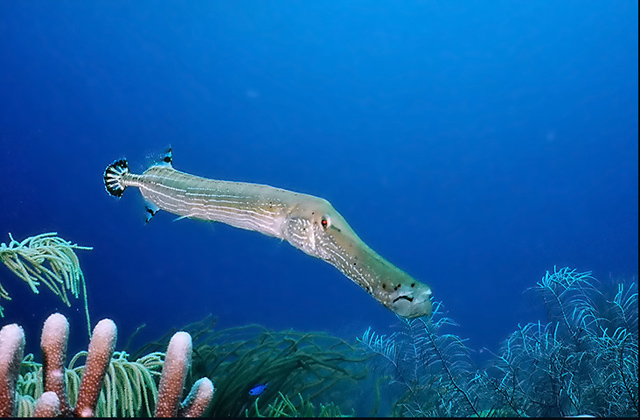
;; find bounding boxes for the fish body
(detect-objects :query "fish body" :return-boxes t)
[248,383,268,396]
[104,149,433,318]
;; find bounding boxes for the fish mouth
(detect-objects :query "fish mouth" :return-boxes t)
[393,295,414,303]
[390,289,432,318]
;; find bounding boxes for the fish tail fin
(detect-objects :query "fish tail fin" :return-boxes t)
[103,159,130,197]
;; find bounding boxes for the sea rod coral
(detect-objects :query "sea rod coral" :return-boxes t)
[0,313,214,417]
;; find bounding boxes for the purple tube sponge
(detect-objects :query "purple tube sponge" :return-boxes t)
[178,378,215,417]
[33,391,61,417]
[1,314,213,417]
[0,324,25,417]
[155,331,192,417]
[155,332,215,417]
[74,319,117,417]
[41,313,72,415]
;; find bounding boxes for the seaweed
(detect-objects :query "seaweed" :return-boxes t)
[131,316,371,417]
[248,391,354,417]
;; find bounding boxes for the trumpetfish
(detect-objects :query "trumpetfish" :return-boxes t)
[103,149,433,318]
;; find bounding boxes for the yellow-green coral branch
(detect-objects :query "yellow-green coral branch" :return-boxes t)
[0,232,92,336]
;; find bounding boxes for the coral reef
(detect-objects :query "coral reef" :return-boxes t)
[17,347,164,416]
[1,313,214,417]
[0,232,92,335]
[361,267,638,417]
[6,262,632,418]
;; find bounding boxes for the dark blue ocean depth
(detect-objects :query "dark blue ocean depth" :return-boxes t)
[1,1,637,363]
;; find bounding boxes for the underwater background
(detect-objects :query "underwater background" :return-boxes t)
[0,1,637,417]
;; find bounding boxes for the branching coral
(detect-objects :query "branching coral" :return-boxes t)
[0,232,92,336]
[360,302,480,417]
[361,266,639,418]
[1,313,214,417]
[486,267,638,417]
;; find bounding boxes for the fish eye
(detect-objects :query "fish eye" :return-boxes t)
[320,215,331,230]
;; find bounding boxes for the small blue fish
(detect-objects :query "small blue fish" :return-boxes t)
[249,382,268,396]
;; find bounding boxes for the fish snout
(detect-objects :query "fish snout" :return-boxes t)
[389,283,433,318]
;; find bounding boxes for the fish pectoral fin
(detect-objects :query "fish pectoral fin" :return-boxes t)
[144,202,159,223]
[164,213,216,225]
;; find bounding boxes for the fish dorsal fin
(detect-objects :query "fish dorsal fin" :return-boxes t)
[156,146,173,167]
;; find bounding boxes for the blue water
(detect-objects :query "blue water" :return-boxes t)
[1,0,637,366]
